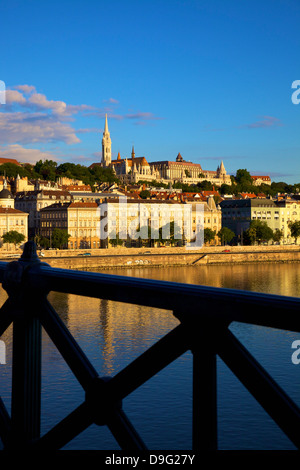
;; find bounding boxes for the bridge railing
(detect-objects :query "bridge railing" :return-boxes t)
[0,241,299,450]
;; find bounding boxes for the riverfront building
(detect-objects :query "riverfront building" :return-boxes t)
[40,201,100,249]
[189,195,222,245]
[0,179,28,247]
[15,189,72,238]
[99,197,222,247]
[220,197,300,244]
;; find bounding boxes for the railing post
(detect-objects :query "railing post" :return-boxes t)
[3,242,45,448]
[190,321,218,451]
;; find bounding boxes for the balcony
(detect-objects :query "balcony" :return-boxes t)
[0,241,300,450]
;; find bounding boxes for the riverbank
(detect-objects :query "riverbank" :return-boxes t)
[1,245,298,269]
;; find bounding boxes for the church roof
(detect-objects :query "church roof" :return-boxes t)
[150,160,202,169]
[111,156,149,167]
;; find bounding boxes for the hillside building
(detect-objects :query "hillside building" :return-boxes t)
[90,116,232,186]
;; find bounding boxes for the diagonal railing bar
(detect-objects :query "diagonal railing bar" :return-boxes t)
[32,399,148,451]
[84,376,147,450]
[0,299,14,337]
[0,397,11,448]
[39,299,99,390]
[30,402,93,450]
[106,408,148,451]
[217,327,300,449]
[106,324,190,402]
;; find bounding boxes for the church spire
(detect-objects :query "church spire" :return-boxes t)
[104,113,109,133]
[131,145,135,159]
[101,114,112,167]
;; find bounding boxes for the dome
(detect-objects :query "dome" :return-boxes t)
[0,188,12,199]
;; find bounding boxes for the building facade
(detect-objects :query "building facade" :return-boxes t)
[220,197,300,244]
[40,201,101,249]
[251,175,272,186]
[15,189,72,238]
[99,197,221,247]
[0,180,28,248]
[0,207,28,246]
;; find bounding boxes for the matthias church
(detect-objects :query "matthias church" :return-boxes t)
[90,115,231,187]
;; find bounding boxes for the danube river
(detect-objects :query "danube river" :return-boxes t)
[0,262,300,450]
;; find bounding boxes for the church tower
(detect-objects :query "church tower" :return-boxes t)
[102,114,112,167]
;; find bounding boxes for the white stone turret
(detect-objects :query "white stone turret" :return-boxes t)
[218,161,226,176]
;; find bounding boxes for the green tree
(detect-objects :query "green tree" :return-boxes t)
[272,229,283,244]
[160,221,183,245]
[217,227,235,245]
[2,230,25,248]
[34,159,57,181]
[39,236,50,249]
[235,169,252,185]
[51,228,70,249]
[204,228,216,244]
[288,221,300,244]
[0,163,32,179]
[109,232,124,247]
[244,220,274,245]
[139,190,151,199]
[220,183,234,195]
[196,180,213,191]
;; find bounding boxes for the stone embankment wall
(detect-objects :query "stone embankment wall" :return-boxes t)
[4,245,297,270]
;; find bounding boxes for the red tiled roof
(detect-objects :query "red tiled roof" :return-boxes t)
[251,175,271,180]
[69,202,98,208]
[239,192,257,199]
[0,207,28,214]
[0,157,21,166]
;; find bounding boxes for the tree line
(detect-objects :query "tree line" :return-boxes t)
[0,161,119,189]
[1,162,299,197]
[204,220,300,246]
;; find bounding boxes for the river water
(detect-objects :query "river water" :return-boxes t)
[0,262,300,450]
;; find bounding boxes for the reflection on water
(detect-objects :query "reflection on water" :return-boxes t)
[95,263,300,297]
[0,262,300,450]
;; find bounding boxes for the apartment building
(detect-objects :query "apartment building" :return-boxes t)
[40,201,100,249]
[220,197,300,243]
[15,190,72,238]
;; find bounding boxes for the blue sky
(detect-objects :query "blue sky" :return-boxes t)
[0,0,299,183]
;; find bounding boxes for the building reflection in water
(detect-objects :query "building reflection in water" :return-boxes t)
[46,287,177,377]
